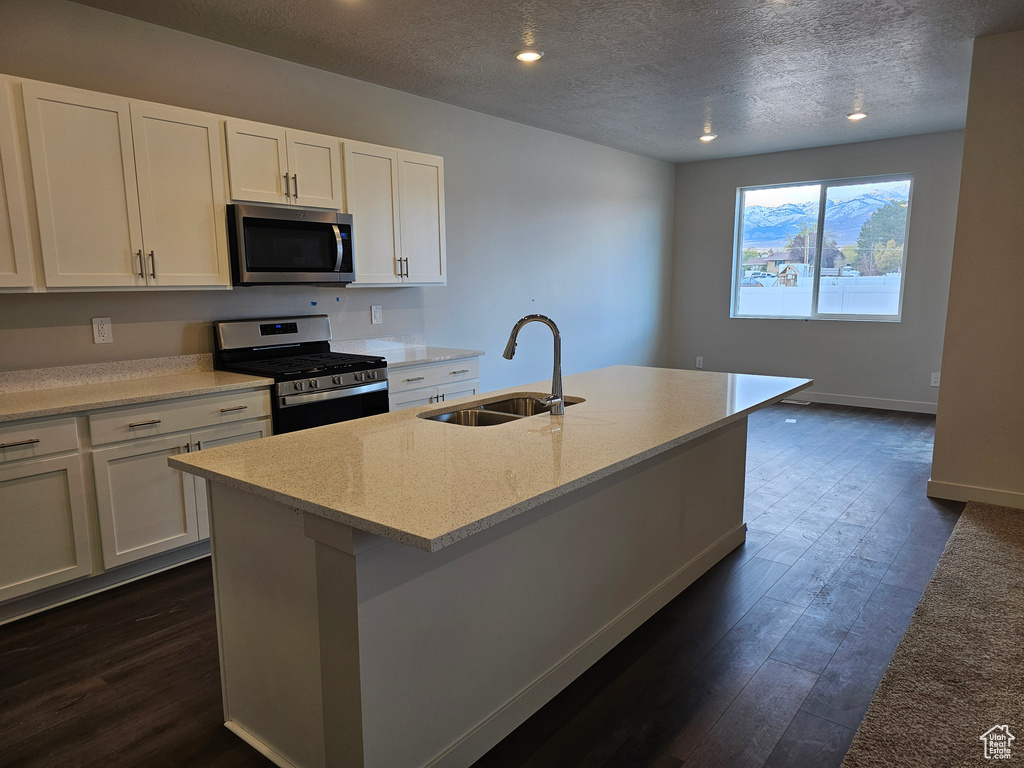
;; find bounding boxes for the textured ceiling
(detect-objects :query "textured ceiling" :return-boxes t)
[71,0,1024,162]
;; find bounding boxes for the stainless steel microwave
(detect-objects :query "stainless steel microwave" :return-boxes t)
[228,203,354,285]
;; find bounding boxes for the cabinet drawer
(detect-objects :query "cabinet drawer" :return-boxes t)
[388,359,479,394]
[89,389,271,446]
[0,417,79,463]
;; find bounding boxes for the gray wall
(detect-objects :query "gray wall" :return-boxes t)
[0,0,676,390]
[668,131,964,412]
[930,31,1024,508]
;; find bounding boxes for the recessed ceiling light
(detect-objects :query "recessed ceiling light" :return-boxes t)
[847,112,867,121]
[516,50,544,62]
[699,133,717,142]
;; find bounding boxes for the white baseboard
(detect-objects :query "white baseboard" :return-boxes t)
[926,480,1024,510]
[225,721,298,768]
[797,390,937,414]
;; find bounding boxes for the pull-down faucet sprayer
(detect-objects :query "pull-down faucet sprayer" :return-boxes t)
[502,314,564,415]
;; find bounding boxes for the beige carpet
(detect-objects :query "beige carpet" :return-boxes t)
[842,502,1024,767]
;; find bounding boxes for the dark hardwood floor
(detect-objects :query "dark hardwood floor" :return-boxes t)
[0,403,962,768]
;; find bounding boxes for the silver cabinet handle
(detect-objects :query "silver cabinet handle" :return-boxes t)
[148,251,157,279]
[0,438,41,449]
[220,405,248,413]
[451,369,469,375]
[128,419,161,428]
[405,376,425,382]
[292,173,299,198]
[135,250,145,278]
[284,173,291,198]
[404,257,410,277]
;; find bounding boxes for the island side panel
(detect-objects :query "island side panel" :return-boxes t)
[316,417,748,768]
[209,484,327,768]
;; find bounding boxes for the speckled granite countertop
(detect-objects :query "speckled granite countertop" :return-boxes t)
[331,340,484,369]
[380,346,484,369]
[169,365,811,553]
[0,370,274,423]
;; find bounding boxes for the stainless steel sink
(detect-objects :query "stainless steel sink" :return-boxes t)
[427,409,522,426]
[480,397,567,416]
[419,394,583,426]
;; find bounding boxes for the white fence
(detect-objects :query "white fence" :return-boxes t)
[738,275,901,316]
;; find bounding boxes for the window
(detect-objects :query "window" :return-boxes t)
[732,174,913,320]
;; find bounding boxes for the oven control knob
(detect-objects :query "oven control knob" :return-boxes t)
[368,370,378,380]
[355,372,366,382]
[293,381,306,391]
[332,375,343,385]
[309,379,320,389]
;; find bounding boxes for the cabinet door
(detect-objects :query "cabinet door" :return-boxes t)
[23,82,144,287]
[437,379,479,404]
[191,418,272,541]
[131,103,230,287]
[389,387,439,412]
[92,434,199,569]
[399,151,446,284]
[0,79,34,288]
[287,130,343,210]
[0,454,92,601]
[225,119,289,204]
[343,140,401,284]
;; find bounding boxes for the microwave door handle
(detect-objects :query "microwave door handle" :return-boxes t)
[332,225,345,271]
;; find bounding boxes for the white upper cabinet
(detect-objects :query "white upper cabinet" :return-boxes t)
[225,119,342,209]
[0,78,34,288]
[131,103,230,287]
[287,129,344,208]
[399,151,446,284]
[344,140,402,284]
[344,141,446,286]
[23,82,144,288]
[23,81,230,289]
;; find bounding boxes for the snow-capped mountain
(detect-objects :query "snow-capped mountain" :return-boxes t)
[742,183,910,249]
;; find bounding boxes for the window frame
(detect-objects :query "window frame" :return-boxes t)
[730,173,914,322]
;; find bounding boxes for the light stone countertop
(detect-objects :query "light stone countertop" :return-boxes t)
[330,339,484,369]
[379,346,485,369]
[0,370,274,423]
[169,365,812,553]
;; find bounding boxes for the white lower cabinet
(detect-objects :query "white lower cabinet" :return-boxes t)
[91,418,270,568]
[388,358,480,411]
[0,419,92,602]
[92,433,198,568]
[90,395,271,569]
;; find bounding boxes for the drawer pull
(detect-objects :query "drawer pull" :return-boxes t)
[405,376,425,383]
[451,369,470,375]
[0,438,41,449]
[128,419,162,428]
[220,405,248,413]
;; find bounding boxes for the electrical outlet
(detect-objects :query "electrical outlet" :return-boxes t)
[930,372,941,387]
[695,356,704,369]
[92,317,113,344]
[371,305,383,325]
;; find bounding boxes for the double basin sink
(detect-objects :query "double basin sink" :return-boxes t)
[418,394,583,426]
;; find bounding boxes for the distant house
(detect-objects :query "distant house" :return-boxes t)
[744,255,791,274]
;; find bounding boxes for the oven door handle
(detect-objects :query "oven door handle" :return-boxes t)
[332,224,344,272]
[279,381,387,408]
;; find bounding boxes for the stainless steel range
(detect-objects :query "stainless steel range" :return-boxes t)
[213,315,389,434]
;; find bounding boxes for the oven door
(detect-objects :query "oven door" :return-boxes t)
[273,381,389,433]
[230,204,354,285]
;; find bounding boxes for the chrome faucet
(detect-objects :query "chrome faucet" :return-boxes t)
[503,314,564,415]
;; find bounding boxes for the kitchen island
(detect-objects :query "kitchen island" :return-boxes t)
[169,365,810,768]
